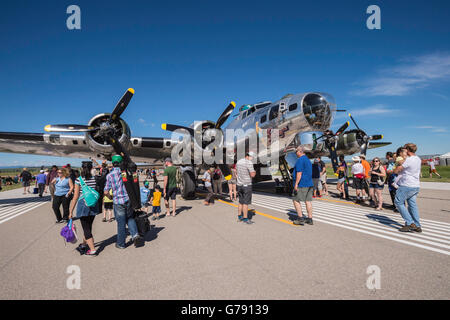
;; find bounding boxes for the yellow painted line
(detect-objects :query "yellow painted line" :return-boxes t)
[315,197,359,206]
[217,199,296,226]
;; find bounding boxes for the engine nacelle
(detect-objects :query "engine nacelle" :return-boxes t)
[84,113,132,158]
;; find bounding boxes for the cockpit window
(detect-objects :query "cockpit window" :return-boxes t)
[269,105,279,121]
[302,94,331,130]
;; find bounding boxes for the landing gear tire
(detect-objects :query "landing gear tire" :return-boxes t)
[178,170,196,200]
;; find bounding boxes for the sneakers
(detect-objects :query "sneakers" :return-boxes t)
[399,225,412,232]
[76,244,88,255]
[293,217,304,226]
[132,235,144,247]
[242,219,254,225]
[85,250,97,256]
[115,244,126,249]
[305,218,313,225]
[410,223,423,233]
[237,215,243,222]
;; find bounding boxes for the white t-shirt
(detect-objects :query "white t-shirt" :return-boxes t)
[429,161,435,170]
[397,155,421,188]
[351,163,364,176]
[203,171,212,188]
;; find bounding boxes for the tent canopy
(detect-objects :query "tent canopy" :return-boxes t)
[440,152,450,158]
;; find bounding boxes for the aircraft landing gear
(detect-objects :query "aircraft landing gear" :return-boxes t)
[177,167,196,200]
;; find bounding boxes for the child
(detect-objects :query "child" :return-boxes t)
[140,180,152,213]
[103,190,114,222]
[150,185,162,220]
[392,147,408,189]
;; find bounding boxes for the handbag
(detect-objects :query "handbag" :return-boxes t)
[60,219,78,245]
[78,176,100,207]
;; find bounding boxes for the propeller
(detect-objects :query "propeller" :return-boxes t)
[215,102,236,129]
[161,101,237,180]
[44,124,96,133]
[110,88,135,123]
[312,121,349,173]
[348,113,384,155]
[44,88,135,134]
[161,124,195,136]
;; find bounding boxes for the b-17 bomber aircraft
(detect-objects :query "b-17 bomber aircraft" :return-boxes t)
[0,88,391,199]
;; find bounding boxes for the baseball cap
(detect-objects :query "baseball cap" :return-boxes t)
[40,170,44,173]
[164,157,172,163]
[247,151,256,158]
[144,181,149,187]
[112,155,123,163]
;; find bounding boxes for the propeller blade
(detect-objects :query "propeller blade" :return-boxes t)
[215,101,236,129]
[370,134,383,141]
[368,142,392,149]
[335,121,349,136]
[348,113,362,131]
[161,123,195,136]
[110,88,135,123]
[44,124,96,132]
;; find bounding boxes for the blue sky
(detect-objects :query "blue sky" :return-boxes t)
[1,0,450,167]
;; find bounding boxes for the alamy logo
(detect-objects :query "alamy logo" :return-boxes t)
[366,5,381,30]
[66,5,81,30]
[366,265,381,290]
[66,265,81,290]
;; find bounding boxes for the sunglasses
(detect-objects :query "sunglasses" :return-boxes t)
[374,160,380,162]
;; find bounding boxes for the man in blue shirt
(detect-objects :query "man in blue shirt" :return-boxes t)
[35,170,47,197]
[292,146,314,226]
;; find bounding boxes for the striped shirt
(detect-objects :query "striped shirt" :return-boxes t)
[236,158,255,186]
[75,177,97,197]
[104,167,129,205]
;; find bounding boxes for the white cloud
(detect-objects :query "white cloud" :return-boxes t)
[352,52,450,96]
[138,118,149,126]
[350,104,399,116]
[411,125,448,133]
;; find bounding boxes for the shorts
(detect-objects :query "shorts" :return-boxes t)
[141,202,150,208]
[370,183,384,190]
[320,175,327,184]
[228,179,237,185]
[22,181,30,187]
[353,177,364,190]
[164,187,177,200]
[337,177,345,184]
[293,187,313,202]
[237,185,252,205]
[152,206,161,214]
[313,178,322,190]
[104,202,113,210]
[430,168,437,173]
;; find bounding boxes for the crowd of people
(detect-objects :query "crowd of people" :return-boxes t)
[287,143,424,232]
[5,141,429,257]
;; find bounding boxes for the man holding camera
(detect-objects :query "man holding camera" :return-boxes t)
[292,146,314,226]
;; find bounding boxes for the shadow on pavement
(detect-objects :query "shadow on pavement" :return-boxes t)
[175,206,192,215]
[0,196,51,206]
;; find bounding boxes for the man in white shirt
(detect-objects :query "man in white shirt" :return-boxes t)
[351,156,365,203]
[428,159,441,179]
[394,143,422,233]
[236,152,256,224]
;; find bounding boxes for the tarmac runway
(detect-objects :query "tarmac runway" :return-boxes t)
[0,181,449,300]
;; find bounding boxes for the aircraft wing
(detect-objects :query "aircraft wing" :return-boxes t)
[0,132,172,164]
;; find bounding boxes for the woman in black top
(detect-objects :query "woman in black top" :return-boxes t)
[69,161,100,256]
[369,157,386,211]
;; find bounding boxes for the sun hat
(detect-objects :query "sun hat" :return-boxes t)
[352,156,361,162]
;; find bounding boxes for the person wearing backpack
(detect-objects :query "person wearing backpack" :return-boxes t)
[69,161,100,256]
[212,165,223,196]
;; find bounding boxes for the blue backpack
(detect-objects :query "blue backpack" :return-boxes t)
[78,176,100,207]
